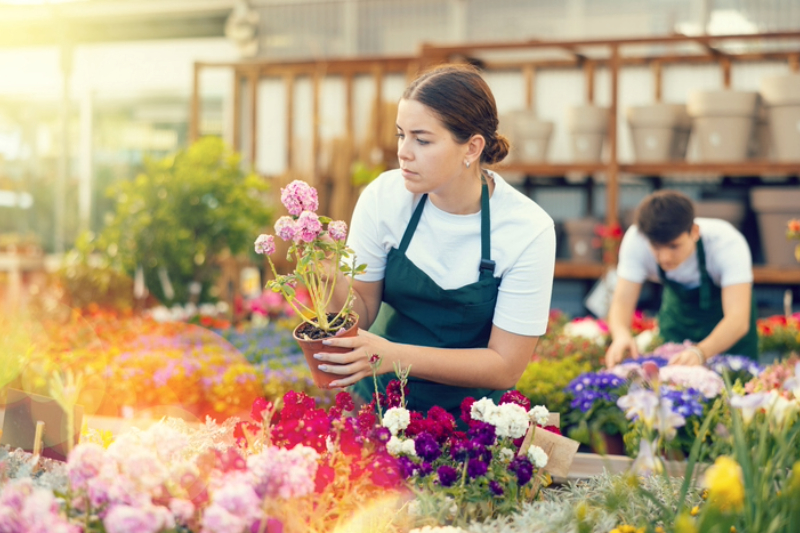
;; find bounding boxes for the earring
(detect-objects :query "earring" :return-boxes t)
[465,160,471,168]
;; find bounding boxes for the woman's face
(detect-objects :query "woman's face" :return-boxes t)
[395,98,470,196]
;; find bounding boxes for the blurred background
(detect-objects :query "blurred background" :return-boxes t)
[1,0,799,321]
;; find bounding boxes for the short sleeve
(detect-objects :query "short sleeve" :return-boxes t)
[492,223,556,336]
[345,186,387,282]
[616,226,651,284]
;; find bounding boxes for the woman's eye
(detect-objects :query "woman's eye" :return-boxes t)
[395,133,404,140]
[416,139,429,145]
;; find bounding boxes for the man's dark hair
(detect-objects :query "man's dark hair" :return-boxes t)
[635,190,695,245]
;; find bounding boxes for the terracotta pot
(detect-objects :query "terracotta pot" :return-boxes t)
[293,314,359,389]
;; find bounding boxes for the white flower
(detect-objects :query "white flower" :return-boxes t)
[631,439,663,477]
[470,397,498,422]
[386,436,416,457]
[766,390,798,427]
[563,318,608,346]
[491,403,530,439]
[783,363,800,400]
[529,405,550,426]
[409,527,468,533]
[401,439,417,457]
[658,365,724,399]
[655,398,685,441]
[382,407,410,435]
[326,436,335,454]
[527,445,548,468]
[617,388,659,428]
[385,436,403,456]
[730,392,769,426]
[499,447,515,462]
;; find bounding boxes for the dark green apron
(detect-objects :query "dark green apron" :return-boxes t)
[657,238,758,359]
[352,180,506,418]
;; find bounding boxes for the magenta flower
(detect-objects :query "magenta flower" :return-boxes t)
[254,234,275,255]
[281,180,319,216]
[328,220,348,242]
[436,465,459,487]
[274,216,298,242]
[296,211,322,243]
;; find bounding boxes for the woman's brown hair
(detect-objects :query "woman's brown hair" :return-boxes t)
[403,64,510,165]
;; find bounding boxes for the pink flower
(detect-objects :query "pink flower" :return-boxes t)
[296,211,322,243]
[328,220,348,242]
[67,443,106,491]
[274,216,298,242]
[254,234,275,255]
[103,504,174,533]
[281,180,319,216]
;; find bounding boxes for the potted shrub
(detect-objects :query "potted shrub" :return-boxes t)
[254,180,365,388]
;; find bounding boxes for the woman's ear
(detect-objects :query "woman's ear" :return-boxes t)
[465,134,486,164]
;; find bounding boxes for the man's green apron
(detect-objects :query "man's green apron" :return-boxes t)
[657,238,758,359]
[352,180,507,418]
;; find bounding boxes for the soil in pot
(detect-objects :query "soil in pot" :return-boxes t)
[293,313,359,389]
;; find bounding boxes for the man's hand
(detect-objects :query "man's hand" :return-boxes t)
[605,334,639,369]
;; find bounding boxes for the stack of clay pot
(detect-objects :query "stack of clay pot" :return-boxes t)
[626,103,692,161]
[566,105,609,162]
[760,73,800,162]
[686,90,759,162]
[500,109,554,163]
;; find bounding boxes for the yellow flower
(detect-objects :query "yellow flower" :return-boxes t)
[655,527,665,533]
[674,512,698,533]
[690,505,700,516]
[730,527,737,533]
[703,456,745,512]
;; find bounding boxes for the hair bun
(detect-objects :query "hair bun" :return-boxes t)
[482,133,510,165]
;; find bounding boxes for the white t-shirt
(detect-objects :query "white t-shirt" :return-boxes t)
[617,217,753,288]
[347,168,556,336]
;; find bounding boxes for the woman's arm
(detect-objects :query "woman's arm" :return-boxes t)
[312,324,537,390]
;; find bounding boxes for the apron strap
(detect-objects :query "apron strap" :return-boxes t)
[696,238,711,310]
[479,178,496,276]
[398,195,427,253]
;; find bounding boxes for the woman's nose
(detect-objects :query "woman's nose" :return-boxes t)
[397,138,411,161]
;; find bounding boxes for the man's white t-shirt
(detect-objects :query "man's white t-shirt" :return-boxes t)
[617,217,753,289]
[346,168,556,336]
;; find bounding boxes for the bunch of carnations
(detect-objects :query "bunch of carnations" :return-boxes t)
[368,382,554,527]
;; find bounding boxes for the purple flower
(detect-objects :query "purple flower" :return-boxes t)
[254,234,275,255]
[508,456,533,486]
[436,465,459,487]
[371,427,392,444]
[274,216,298,242]
[663,387,706,418]
[417,462,433,477]
[328,220,347,242]
[450,440,469,461]
[414,432,442,463]
[467,421,496,446]
[489,480,504,496]
[466,458,488,479]
[397,456,418,479]
[281,180,319,216]
[296,211,322,243]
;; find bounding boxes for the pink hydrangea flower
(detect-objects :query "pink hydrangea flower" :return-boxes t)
[254,234,275,255]
[296,211,322,243]
[328,220,348,242]
[281,180,319,216]
[274,216,298,242]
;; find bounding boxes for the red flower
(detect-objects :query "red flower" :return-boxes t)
[499,390,531,411]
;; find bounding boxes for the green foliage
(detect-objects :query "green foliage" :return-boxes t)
[52,232,136,312]
[98,137,272,304]
[516,354,593,417]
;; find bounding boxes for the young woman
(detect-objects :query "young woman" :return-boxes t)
[316,64,556,418]
[605,190,758,369]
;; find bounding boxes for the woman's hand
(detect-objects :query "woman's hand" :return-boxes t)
[312,329,394,388]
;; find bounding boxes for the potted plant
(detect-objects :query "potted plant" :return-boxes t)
[254,179,365,388]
